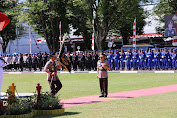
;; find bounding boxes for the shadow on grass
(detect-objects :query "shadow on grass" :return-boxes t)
[33,112,81,118]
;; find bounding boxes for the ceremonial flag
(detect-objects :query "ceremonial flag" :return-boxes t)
[92,17,94,50]
[0,12,10,31]
[133,17,136,48]
[59,34,71,72]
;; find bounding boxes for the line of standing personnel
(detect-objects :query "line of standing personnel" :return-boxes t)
[0,52,49,71]
[69,51,99,71]
[104,48,177,70]
[2,47,177,72]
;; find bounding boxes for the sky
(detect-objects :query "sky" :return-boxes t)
[143,4,162,34]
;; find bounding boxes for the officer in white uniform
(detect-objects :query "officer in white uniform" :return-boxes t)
[0,57,8,92]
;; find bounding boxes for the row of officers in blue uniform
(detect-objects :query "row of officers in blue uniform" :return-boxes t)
[106,47,177,70]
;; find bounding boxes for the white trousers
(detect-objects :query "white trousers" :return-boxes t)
[0,74,3,92]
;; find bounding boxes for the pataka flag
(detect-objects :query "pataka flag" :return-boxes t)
[59,34,71,72]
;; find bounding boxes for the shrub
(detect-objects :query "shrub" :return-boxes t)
[32,92,62,110]
[6,98,32,115]
[0,101,5,115]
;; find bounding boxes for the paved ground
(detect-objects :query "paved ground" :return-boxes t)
[60,84,177,108]
[0,92,35,100]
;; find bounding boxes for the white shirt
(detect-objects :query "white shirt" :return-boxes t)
[0,59,8,74]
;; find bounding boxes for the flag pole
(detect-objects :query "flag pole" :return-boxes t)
[133,17,136,48]
[59,33,67,57]
[29,24,32,53]
[59,21,62,49]
[92,17,95,50]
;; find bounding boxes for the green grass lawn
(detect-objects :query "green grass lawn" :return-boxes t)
[2,73,177,118]
[2,73,177,100]
[34,92,177,118]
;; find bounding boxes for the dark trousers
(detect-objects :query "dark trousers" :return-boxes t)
[13,62,17,70]
[79,61,85,71]
[19,63,23,71]
[38,62,42,71]
[28,63,32,71]
[33,63,37,71]
[73,61,78,71]
[48,79,62,95]
[99,78,108,96]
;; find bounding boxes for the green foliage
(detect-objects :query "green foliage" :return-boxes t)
[31,92,62,110]
[115,0,146,44]
[7,94,16,105]
[0,0,20,53]
[2,92,62,115]
[0,101,5,115]
[153,0,177,33]
[6,98,32,115]
[69,0,147,50]
[22,0,70,52]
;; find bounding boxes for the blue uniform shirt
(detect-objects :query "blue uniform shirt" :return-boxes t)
[132,52,138,59]
[107,53,113,60]
[114,53,119,60]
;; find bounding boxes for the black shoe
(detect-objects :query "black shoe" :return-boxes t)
[99,95,104,97]
[104,95,107,98]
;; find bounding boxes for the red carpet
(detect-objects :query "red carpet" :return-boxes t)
[61,84,177,107]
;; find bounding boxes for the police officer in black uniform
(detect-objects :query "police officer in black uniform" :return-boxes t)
[27,53,32,71]
[32,53,38,71]
[87,51,92,71]
[37,52,42,71]
[78,52,85,71]
[92,50,99,71]
[84,51,89,70]
[72,52,78,71]
[19,53,24,72]
[42,52,48,67]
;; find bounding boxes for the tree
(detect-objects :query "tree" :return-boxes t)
[0,0,19,53]
[114,0,146,45]
[69,0,147,50]
[153,0,177,33]
[24,0,70,52]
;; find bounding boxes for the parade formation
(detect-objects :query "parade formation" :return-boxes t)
[1,47,177,71]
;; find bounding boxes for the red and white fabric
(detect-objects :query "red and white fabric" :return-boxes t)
[92,17,94,50]
[133,17,136,48]
[172,36,177,46]
[109,37,116,47]
[37,38,46,43]
[68,36,74,48]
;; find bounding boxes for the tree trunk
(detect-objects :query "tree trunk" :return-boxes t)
[1,35,9,53]
[121,31,129,45]
[122,36,128,45]
[95,27,108,50]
